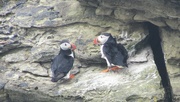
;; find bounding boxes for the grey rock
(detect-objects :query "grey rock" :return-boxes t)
[0,61,8,73]
[0,0,26,16]
[167,57,180,66]
[114,8,135,21]
[128,48,149,63]
[10,63,49,77]
[95,7,113,16]
[0,25,12,34]
[0,80,6,90]
[18,82,28,88]
[30,45,59,62]
[21,63,48,77]
[12,6,59,28]
[2,49,29,63]
[0,41,20,54]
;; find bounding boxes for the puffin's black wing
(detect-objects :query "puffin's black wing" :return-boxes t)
[103,44,114,65]
[117,43,128,67]
[103,43,128,67]
[51,54,74,82]
[103,43,121,65]
[112,50,125,67]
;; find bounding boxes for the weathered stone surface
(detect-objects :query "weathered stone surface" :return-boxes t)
[79,0,180,28]
[161,28,180,99]
[128,48,149,63]
[161,29,180,68]
[0,80,6,90]
[95,7,113,16]
[55,67,162,102]
[30,45,59,62]
[0,61,8,73]
[0,25,12,34]
[11,6,59,28]
[0,0,26,16]
[114,8,135,21]
[0,41,20,53]
[2,49,29,63]
[0,70,8,102]
[9,63,49,77]
[0,30,20,54]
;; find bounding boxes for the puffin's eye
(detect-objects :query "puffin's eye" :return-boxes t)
[65,43,67,46]
[101,36,103,38]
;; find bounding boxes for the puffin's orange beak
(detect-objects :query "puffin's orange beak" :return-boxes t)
[93,38,99,45]
[71,43,76,50]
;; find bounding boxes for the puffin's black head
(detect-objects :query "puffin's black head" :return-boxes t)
[60,39,69,44]
[93,32,114,45]
[60,39,76,51]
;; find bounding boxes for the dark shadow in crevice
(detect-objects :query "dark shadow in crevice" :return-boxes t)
[145,22,173,102]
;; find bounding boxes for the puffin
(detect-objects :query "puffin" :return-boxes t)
[51,39,76,82]
[93,33,128,72]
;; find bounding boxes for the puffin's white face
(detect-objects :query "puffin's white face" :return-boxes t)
[98,35,109,44]
[60,42,71,50]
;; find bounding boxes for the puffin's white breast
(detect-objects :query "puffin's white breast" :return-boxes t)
[100,45,111,67]
[100,45,105,58]
[69,51,74,58]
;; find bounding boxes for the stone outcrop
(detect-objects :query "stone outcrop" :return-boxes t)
[0,0,180,102]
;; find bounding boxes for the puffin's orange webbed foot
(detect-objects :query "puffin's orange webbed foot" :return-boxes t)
[101,68,110,73]
[101,66,121,73]
[110,66,120,71]
[69,74,75,79]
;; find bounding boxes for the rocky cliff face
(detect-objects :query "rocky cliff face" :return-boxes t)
[0,0,179,102]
